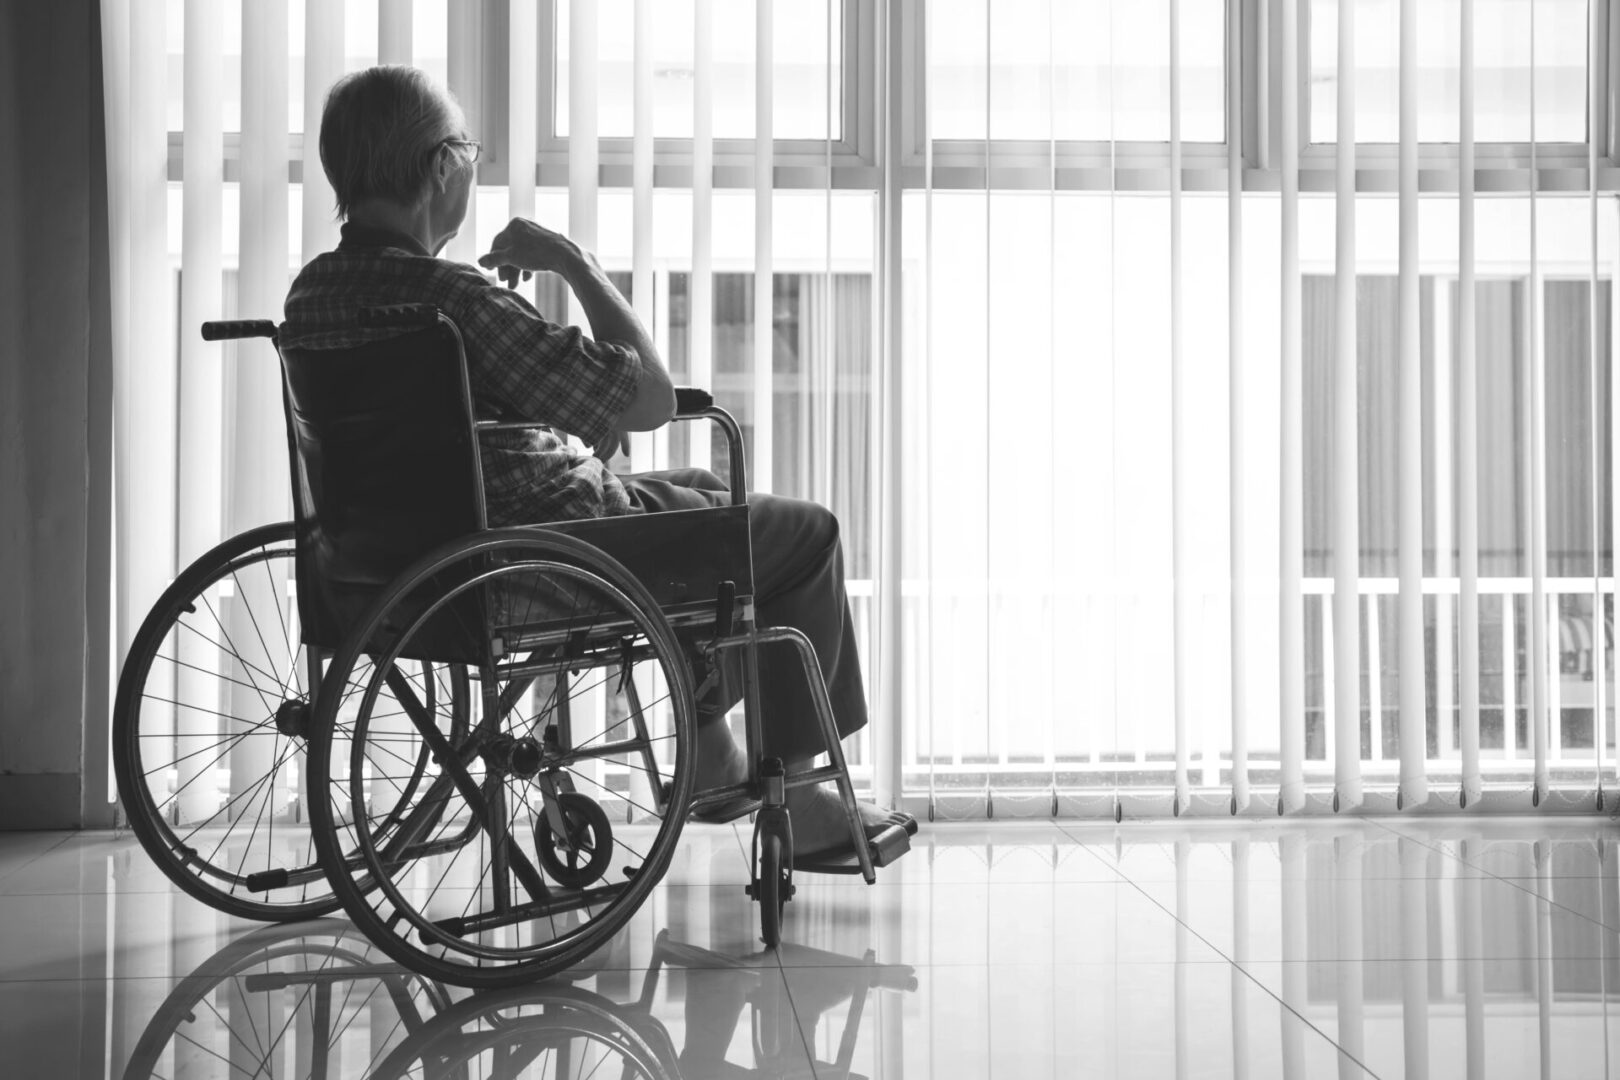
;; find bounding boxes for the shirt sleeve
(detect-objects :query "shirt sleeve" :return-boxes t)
[447,267,641,445]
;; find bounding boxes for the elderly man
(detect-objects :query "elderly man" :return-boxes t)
[283,65,910,858]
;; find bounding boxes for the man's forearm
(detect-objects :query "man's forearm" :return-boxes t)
[561,250,667,380]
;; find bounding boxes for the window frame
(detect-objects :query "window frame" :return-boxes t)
[160,0,1620,194]
[896,0,1620,195]
[474,0,879,189]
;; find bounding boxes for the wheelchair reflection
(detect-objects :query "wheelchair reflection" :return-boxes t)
[122,920,916,1079]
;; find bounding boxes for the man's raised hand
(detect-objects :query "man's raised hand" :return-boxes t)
[477,218,585,288]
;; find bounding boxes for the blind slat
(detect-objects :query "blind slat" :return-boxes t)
[445,0,479,266]
[922,0,938,814]
[1458,0,1482,805]
[629,0,653,471]
[1228,0,1249,813]
[1333,0,1363,810]
[569,0,599,334]
[508,1,537,229]
[231,0,291,799]
[379,0,412,65]
[1589,0,1608,800]
[179,0,224,568]
[1279,0,1306,813]
[1170,0,1190,812]
[753,0,773,494]
[175,0,226,823]
[1397,0,1428,806]
[875,0,904,810]
[1529,1,1551,801]
[113,0,177,763]
[302,0,344,264]
[689,0,713,472]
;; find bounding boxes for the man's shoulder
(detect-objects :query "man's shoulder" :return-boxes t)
[283,253,532,352]
[288,250,502,312]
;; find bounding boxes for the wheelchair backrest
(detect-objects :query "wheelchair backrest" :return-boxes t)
[278,311,490,661]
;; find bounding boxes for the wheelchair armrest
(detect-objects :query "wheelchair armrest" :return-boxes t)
[669,387,747,507]
[674,387,713,416]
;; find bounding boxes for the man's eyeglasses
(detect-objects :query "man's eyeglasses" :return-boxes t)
[441,138,481,163]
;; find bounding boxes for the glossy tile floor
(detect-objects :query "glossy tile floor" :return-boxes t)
[2,817,1619,1078]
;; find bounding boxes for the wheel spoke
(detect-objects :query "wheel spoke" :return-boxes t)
[228,568,299,704]
[192,600,286,716]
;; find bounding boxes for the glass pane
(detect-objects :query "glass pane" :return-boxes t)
[286,0,445,136]
[556,0,842,140]
[170,0,390,135]
[936,0,1225,142]
[1312,0,1586,144]
[1534,0,1589,142]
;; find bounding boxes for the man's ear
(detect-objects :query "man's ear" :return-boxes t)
[431,146,459,193]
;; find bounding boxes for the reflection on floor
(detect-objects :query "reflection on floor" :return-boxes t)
[0,817,1617,1078]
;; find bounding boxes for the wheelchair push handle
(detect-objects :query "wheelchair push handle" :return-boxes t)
[200,319,277,341]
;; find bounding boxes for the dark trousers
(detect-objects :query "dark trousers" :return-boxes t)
[618,469,869,762]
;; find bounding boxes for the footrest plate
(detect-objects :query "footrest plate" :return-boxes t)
[793,822,912,876]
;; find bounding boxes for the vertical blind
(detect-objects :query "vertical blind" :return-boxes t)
[100,0,1617,820]
[903,0,1616,819]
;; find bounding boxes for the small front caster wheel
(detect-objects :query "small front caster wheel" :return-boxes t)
[536,792,614,888]
[755,829,792,948]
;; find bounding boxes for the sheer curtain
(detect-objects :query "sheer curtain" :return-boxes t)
[98,0,1617,820]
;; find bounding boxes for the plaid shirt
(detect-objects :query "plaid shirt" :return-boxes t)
[281,223,638,525]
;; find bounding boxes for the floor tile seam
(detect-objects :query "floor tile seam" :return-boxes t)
[1057,821,1385,1080]
[772,961,826,1079]
[766,957,1250,971]
[1365,817,1620,934]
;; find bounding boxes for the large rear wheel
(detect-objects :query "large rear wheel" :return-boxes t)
[113,523,340,920]
[113,523,469,921]
[308,529,697,988]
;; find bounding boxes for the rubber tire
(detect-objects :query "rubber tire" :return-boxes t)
[536,791,614,888]
[112,522,342,922]
[758,830,787,948]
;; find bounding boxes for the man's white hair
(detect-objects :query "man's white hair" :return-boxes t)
[318,65,470,219]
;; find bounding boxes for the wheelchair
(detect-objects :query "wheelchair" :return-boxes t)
[112,303,911,987]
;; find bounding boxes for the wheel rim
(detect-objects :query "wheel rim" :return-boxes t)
[114,524,460,920]
[311,535,696,984]
[114,526,335,917]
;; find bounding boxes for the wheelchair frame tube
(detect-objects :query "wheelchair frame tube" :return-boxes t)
[477,402,748,508]
[680,406,748,507]
[708,626,877,883]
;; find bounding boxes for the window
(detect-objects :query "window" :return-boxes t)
[555,0,846,141]
[1309,0,1592,144]
[117,0,1620,814]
